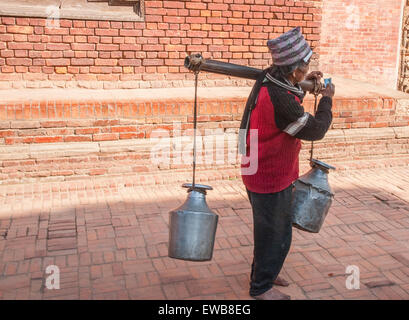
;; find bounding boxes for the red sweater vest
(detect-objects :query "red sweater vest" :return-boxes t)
[241,86,301,194]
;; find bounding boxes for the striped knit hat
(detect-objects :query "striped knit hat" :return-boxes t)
[267,27,313,66]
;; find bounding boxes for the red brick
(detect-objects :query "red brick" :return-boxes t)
[95,29,119,37]
[71,58,94,66]
[45,59,70,67]
[64,136,92,142]
[7,26,33,34]
[44,27,69,35]
[142,29,165,37]
[119,29,142,37]
[290,7,308,14]
[40,121,66,128]
[96,44,119,51]
[51,170,74,176]
[186,2,207,10]
[119,132,145,139]
[70,28,94,36]
[33,136,63,143]
[6,58,32,66]
[111,126,137,133]
[93,59,117,66]
[0,130,15,138]
[158,1,181,9]
[2,17,16,25]
[119,44,142,51]
[93,133,119,141]
[8,43,33,50]
[142,59,164,66]
[90,66,113,74]
[14,50,28,58]
[1,50,13,58]
[13,34,28,42]
[73,128,97,135]
[71,43,95,51]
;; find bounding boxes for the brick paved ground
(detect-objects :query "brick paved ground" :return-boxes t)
[0,166,408,300]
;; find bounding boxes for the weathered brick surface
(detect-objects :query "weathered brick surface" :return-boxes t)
[0,1,323,89]
[319,0,403,88]
[0,166,409,300]
[1,0,404,90]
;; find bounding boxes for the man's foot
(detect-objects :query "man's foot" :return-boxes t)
[252,287,291,300]
[273,276,290,287]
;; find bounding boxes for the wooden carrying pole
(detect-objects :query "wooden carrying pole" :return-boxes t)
[184,53,320,93]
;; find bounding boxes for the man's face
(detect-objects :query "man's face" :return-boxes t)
[294,62,310,83]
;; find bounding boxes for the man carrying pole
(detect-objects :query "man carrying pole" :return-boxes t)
[239,27,336,300]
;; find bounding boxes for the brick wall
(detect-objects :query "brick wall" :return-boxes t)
[319,0,403,89]
[0,0,323,89]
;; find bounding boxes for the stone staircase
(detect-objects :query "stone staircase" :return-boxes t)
[0,77,408,186]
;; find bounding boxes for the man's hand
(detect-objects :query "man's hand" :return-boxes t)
[305,71,323,83]
[321,83,335,98]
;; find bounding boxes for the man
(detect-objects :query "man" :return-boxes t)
[239,27,335,300]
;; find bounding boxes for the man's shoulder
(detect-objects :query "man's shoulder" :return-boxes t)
[264,81,296,99]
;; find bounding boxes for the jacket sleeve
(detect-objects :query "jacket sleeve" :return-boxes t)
[267,84,333,141]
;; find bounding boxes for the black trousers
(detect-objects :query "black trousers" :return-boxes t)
[246,185,293,297]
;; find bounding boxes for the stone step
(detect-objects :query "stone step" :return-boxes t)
[0,80,408,185]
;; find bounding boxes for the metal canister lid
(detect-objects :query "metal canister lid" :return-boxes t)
[310,159,336,173]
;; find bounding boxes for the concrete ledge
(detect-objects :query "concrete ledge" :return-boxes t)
[29,142,100,158]
[0,127,401,157]
[0,145,30,160]
[394,126,409,138]
[343,127,397,141]
[0,0,143,22]
[0,126,407,184]
[1,76,409,103]
[99,139,152,153]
